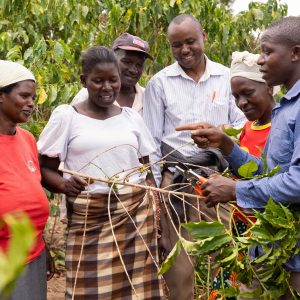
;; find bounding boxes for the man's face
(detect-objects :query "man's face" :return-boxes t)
[168,19,206,72]
[118,51,146,88]
[258,30,294,89]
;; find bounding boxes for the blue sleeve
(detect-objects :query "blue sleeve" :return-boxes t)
[227,126,300,208]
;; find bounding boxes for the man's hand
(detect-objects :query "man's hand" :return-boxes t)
[176,122,234,156]
[201,174,237,208]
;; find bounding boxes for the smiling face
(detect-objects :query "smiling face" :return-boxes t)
[117,50,146,88]
[231,76,274,124]
[168,18,206,73]
[0,80,36,124]
[82,62,121,108]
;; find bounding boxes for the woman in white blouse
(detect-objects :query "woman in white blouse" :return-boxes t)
[38,46,164,299]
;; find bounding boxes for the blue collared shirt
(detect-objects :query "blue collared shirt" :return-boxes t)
[226,79,300,271]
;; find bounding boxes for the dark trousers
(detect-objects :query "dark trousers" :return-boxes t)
[160,170,231,300]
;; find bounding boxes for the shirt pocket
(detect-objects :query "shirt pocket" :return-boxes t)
[206,97,229,124]
[208,96,228,111]
[268,127,292,164]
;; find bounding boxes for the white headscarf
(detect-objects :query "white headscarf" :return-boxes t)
[0,60,35,88]
[230,51,265,83]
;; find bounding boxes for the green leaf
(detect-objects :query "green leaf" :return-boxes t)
[249,226,274,243]
[240,285,263,298]
[224,127,243,137]
[82,6,89,18]
[181,221,226,239]
[0,214,35,296]
[158,241,182,275]
[215,246,238,267]
[253,246,273,264]
[238,160,258,178]
[53,41,65,60]
[23,47,33,61]
[263,198,293,229]
[219,286,239,297]
[193,235,232,255]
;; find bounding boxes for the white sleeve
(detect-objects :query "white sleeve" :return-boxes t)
[37,105,74,161]
[143,78,165,185]
[127,108,156,158]
[70,88,88,105]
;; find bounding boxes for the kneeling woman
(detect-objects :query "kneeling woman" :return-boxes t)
[38,46,163,299]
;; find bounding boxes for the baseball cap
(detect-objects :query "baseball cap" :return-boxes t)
[112,33,153,60]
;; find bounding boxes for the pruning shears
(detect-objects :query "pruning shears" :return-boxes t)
[175,161,209,196]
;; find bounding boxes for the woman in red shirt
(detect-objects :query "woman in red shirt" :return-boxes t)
[209,51,276,297]
[0,60,53,300]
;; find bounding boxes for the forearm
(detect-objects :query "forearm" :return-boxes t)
[237,167,300,209]
[219,134,235,156]
[225,143,264,176]
[41,168,67,194]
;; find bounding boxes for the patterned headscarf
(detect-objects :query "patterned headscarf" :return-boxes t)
[0,60,35,88]
[230,51,265,83]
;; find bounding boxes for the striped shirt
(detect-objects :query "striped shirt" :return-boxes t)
[143,57,246,183]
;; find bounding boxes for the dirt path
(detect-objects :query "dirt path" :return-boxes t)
[45,211,67,300]
[47,274,66,300]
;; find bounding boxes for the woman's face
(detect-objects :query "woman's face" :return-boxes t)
[0,80,36,124]
[231,76,273,122]
[82,62,121,108]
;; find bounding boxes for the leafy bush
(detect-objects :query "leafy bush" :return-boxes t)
[0,0,287,137]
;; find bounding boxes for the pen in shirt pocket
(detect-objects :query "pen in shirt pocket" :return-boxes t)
[211,90,216,102]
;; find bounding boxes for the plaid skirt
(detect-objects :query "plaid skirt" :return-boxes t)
[65,186,164,299]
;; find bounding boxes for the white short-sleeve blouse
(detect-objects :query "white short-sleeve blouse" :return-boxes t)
[38,105,155,194]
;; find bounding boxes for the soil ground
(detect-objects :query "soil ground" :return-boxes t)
[45,214,67,300]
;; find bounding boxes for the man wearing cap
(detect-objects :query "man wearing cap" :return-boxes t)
[143,14,246,300]
[71,33,152,114]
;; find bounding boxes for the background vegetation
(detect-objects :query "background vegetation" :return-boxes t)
[0,0,287,137]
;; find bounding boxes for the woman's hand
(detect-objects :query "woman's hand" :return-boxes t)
[201,174,237,208]
[176,122,234,156]
[63,175,88,197]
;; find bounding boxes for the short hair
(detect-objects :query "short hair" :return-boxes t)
[264,16,300,46]
[81,46,119,75]
[168,14,203,33]
[0,82,18,94]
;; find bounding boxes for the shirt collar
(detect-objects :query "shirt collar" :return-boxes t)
[282,78,300,101]
[272,79,300,112]
[165,56,225,82]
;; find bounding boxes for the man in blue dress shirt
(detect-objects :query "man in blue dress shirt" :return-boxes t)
[177,16,300,299]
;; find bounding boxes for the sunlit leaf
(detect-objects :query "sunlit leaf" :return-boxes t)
[158,241,182,275]
[37,88,47,105]
[238,160,258,178]
[182,221,226,239]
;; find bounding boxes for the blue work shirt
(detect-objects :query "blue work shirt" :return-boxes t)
[226,79,300,272]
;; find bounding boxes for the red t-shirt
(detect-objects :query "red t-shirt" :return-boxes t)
[234,121,271,224]
[0,127,49,263]
[239,121,271,158]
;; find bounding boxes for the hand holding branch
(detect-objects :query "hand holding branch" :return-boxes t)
[201,174,237,207]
